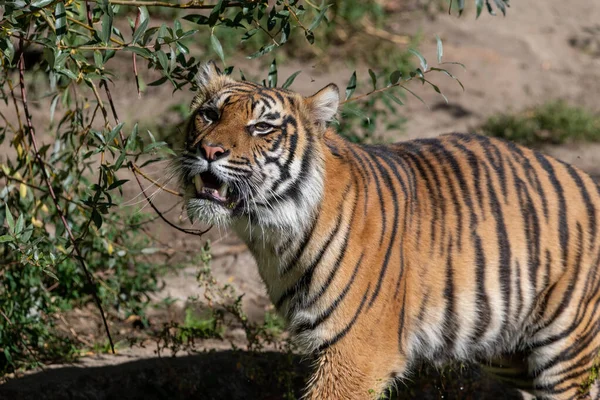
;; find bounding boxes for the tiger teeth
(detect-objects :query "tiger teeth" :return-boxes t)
[193,175,204,193]
[218,183,229,198]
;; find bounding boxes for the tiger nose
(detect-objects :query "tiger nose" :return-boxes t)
[201,143,229,161]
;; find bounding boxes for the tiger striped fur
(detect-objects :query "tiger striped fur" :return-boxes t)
[176,62,600,399]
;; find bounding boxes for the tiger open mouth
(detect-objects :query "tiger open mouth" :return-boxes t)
[192,171,239,209]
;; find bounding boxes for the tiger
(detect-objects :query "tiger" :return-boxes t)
[175,61,600,400]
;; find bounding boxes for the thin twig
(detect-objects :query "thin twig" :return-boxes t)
[253,19,279,46]
[283,1,308,33]
[18,36,115,355]
[359,20,410,45]
[132,163,183,197]
[131,162,211,236]
[341,70,434,105]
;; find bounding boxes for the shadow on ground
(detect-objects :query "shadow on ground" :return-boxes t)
[0,350,526,400]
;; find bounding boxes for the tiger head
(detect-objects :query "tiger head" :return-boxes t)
[175,62,339,233]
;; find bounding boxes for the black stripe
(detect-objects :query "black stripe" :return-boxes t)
[346,144,371,216]
[318,283,371,351]
[274,211,345,311]
[534,152,569,269]
[294,253,364,333]
[397,280,408,353]
[355,146,387,245]
[401,142,448,255]
[303,188,358,307]
[534,223,584,335]
[564,163,596,252]
[442,239,458,349]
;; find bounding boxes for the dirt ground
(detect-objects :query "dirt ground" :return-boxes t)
[3,0,600,398]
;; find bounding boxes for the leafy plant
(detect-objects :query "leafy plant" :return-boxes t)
[480,100,600,146]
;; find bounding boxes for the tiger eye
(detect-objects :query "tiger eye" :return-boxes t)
[201,109,219,123]
[254,122,272,131]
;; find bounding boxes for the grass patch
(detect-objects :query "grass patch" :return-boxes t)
[480,101,600,146]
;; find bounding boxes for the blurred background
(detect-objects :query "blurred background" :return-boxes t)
[1,0,600,399]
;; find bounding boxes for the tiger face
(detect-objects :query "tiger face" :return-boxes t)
[175,62,339,231]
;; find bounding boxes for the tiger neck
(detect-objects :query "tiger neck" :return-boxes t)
[232,130,356,305]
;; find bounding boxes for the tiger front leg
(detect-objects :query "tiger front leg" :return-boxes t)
[303,345,406,400]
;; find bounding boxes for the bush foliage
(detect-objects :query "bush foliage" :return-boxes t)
[480,100,600,146]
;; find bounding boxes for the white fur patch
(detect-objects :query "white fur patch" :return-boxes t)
[309,84,339,123]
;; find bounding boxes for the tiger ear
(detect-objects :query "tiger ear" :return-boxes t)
[305,84,339,128]
[192,61,230,110]
[196,60,222,88]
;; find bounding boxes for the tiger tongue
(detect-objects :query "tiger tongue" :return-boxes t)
[202,185,228,201]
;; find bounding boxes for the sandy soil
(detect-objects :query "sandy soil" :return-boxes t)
[3,0,600,398]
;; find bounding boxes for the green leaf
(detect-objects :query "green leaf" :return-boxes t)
[114,151,127,170]
[155,50,168,71]
[308,4,331,31]
[268,59,277,88]
[108,179,129,190]
[247,44,277,59]
[383,91,404,106]
[19,227,33,243]
[389,70,402,85]
[476,0,484,18]
[123,46,151,58]
[126,123,139,151]
[368,69,377,90]
[176,42,189,55]
[345,71,357,101]
[183,14,209,25]
[101,13,113,44]
[401,85,429,109]
[91,209,103,229]
[30,0,53,8]
[210,33,225,63]
[409,49,428,72]
[106,122,124,145]
[144,141,169,153]
[3,348,11,364]
[424,79,448,103]
[440,61,467,70]
[0,235,12,243]
[132,10,149,44]
[15,214,24,235]
[436,35,443,64]
[49,95,59,123]
[138,5,149,25]
[458,0,465,15]
[494,0,507,16]
[430,67,465,91]
[93,50,103,68]
[5,208,14,232]
[282,71,301,89]
[55,2,67,41]
[208,0,225,26]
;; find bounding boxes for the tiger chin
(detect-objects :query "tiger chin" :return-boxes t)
[175,61,600,400]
